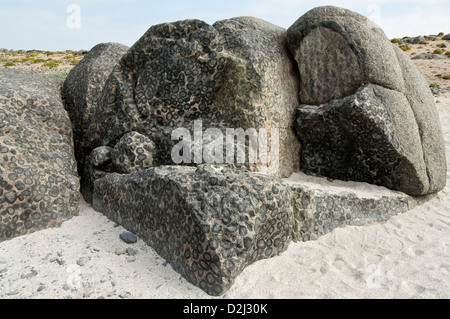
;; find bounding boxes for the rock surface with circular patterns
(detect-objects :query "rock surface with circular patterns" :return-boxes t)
[92,164,293,296]
[110,131,156,174]
[83,17,300,187]
[61,42,129,200]
[0,70,80,241]
[288,6,446,195]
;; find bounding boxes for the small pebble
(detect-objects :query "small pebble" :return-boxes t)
[126,256,136,263]
[21,269,37,279]
[126,248,137,256]
[37,285,45,292]
[77,257,90,267]
[56,258,66,266]
[92,247,101,252]
[7,290,19,296]
[115,247,126,255]
[120,232,137,244]
[0,268,7,274]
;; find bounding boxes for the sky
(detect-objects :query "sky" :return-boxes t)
[0,0,449,51]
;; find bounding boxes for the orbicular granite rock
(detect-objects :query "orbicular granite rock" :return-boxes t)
[0,70,80,241]
[110,131,156,174]
[82,17,299,190]
[61,42,129,200]
[92,164,293,296]
[287,6,446,195]
[286,172,414,242]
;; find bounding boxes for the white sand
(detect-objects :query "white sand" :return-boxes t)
[1,94,449,299]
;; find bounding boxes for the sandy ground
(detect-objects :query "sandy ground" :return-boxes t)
[0,41,450,300]
[0,50,85,74]
[398,35,450,89]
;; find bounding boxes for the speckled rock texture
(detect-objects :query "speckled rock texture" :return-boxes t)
[61,42,129,200]
[110,131,155,174]
[83,17,300,186]
[286,173,414,242]
[287,6,446,196]
[92,164,293,296]
[0,70,80,242]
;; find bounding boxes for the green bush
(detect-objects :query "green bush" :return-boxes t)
[419,40,426,44]
[43,60,61,68]
[434,49,444,54]
[391,38,401,43]
[3,61,15,67]
[437,43,446,47]
[70,59,80,65]
[44,51,55,56]
[22,57,35,63]
[438,32,445,36]
[399,44,411,51]
[430,83,440,89]
[446,51,450,56]
[32,58,46,64]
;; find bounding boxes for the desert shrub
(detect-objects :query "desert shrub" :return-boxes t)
[70,59,80,65]
[27,52,38,57]
[434,49,444,54]
[391,38,401,43]
[63,55,74,59]
[430,83,440,89]
[22,57,35,63]
[399,44,411,51]
[33,58,46,64]
[44,51,55,56]
[419,40,426,44]
[437,43,446,47]
[3,62,15,67]
[43,60,61,68]
[438,32,445,36]
[446,51,450,56]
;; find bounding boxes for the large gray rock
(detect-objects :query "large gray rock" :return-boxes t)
[406,35,426,44]
[83,17,300,191]
[287,6,405,105]
[411,53,448,60]
[61,42,129,200]
[286,172,414,242]
[92,164,293,296]
[287,6,446,195]
[0,70,80,241]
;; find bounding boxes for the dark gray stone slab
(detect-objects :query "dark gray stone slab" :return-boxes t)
[92,164,293,296]
[285,172,415,242]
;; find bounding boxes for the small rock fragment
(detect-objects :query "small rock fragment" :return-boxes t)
[119,232,137,244]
